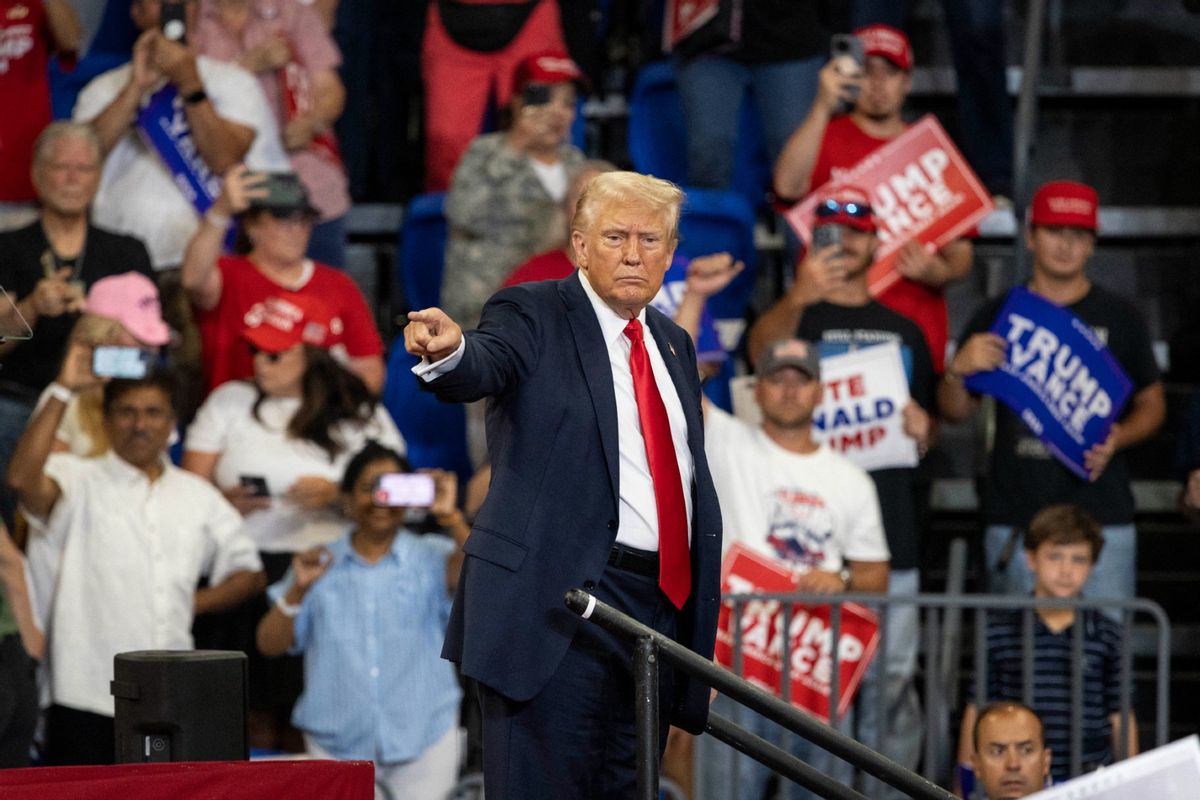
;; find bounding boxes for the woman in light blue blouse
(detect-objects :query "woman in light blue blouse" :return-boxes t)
[257,442,470,798]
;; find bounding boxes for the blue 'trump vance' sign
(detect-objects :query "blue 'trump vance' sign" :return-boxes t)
[964,287,1133,480]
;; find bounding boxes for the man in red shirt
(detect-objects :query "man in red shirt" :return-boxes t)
[773,24,972,373]
[0,0,79,230]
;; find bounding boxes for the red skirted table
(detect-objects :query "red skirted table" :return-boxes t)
[0,759,374,799]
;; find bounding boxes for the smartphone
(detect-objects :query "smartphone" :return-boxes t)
[522,83,552,107]
[812,224,843,253]
[239,475,270,498]
[373,473,436,508]
[160,0,187,42]
[92,346,151,379]
[259,172,309,210]
[830,33,864,112]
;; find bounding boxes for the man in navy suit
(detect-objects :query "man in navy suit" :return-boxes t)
[405,171,724,799]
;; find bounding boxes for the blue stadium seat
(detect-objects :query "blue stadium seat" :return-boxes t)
[396,192,448,313]
[677,188,757,326]
[382,340,472,485]
[627,60,771,209]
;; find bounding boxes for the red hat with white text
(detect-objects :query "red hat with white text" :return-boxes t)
[512,51,585,94]
[1030,180,1098,231]
[854,24,913,71]
[241,294,338,353]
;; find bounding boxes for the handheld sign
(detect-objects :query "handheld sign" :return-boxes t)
[715,545,880,722]
[812,341,918,471]
[964,288,1134,480]
[785,115,994,296]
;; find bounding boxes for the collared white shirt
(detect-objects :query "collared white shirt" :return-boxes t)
[26,451,262,717]
[577,270,695,550]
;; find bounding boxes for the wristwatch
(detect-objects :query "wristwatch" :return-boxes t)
[183,88,208,105]
[838,568,852,590]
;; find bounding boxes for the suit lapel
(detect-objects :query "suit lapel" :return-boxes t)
[560,277,620,502]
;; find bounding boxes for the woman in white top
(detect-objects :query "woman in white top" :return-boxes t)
[182,292,402,751]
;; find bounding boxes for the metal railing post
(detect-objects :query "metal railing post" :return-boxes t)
[634,635,660,800]
[1012,0,1048,282]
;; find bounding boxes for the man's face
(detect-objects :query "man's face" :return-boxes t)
[33,136,101,216]
[245,210,314,266]
[105,385,175,469]
[1027,225,1095,282]
[1025,540,1094,599]
[972,709,1051,799]
[855,55,911,120]
[755,366,821,430]
[572,199,676,318]
[513,82,577,151]
[130,0,198,33]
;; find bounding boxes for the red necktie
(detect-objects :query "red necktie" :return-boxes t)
[623,319,690,609]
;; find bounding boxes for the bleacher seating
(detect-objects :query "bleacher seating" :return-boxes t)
[627,60,771,210]
[395,192,448,314]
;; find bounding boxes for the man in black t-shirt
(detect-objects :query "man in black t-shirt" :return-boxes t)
[748,186,935,792]
[939,180,1164,601]
[0,122,153,525]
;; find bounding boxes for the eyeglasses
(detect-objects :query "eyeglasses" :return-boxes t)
[815,199,873,219]
[248,345,283,363]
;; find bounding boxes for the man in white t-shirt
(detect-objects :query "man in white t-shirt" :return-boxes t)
[73,0,289,270]
[702,337,890,800]
[8,349,263,766]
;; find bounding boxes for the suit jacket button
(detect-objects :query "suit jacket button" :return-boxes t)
[607,520,617,531]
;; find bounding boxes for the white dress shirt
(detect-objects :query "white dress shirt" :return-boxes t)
[414,271,695,551]
[26,451,262,717]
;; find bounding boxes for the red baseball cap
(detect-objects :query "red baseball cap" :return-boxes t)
[854,24,913,71]
[1030,180,1098,231]
[241,294,337,354]
[512,51,585,95]
[813,185,876,233]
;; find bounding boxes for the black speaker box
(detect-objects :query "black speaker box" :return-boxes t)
[111,650,248,763]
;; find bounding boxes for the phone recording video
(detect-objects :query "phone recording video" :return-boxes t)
[160,0,187,42]
[812,224,843,254]
[92,346,151,380]
[373,473,436,508]
[830,33,864,111]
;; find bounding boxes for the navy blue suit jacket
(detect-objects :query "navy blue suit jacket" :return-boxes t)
[428,275,722,734]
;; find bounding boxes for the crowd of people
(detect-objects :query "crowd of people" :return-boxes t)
[0,2,1188,800]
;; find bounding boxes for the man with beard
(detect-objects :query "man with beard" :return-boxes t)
[700,337,889,798]
[748,185,934,796]
[770,24,972,374]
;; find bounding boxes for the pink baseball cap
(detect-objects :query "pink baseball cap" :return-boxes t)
[84,272,171,346]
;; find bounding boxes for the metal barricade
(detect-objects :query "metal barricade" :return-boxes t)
[695,590,1170,800]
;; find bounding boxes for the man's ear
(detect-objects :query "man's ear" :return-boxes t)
[571,230,587,269]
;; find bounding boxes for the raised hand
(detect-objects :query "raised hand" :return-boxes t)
[405,308,463,362]
[290,545,333,594]
[55,340,106,394]
[213,165,269,216]
[685,252,744,300]
[793,243,853,306]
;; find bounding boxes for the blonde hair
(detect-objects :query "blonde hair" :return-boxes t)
[68,314,131,457]
[571,171,684,244]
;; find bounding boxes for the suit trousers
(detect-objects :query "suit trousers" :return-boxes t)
[478,563,679,799]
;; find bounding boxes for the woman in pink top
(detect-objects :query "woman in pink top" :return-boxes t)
[195,0,351,267]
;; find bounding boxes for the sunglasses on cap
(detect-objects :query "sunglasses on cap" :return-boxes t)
[815,199,873,219]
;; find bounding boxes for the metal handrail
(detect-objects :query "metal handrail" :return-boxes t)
[1011,0,1049,281]
[564,589,957,800]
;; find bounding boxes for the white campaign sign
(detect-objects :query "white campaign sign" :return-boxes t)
[1026,736,1200,799]
[811,342,917,471]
